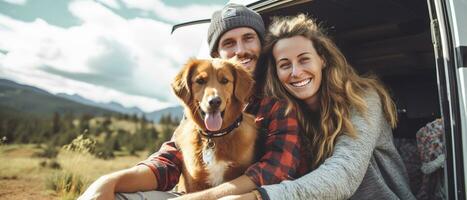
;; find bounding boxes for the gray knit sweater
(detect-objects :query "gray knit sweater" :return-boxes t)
[260,91,416,200]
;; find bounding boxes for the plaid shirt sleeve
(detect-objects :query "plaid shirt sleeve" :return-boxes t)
[245,98,301,186]
[137,139,183,191]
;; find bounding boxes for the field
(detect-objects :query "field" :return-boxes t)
[0,144,148,199]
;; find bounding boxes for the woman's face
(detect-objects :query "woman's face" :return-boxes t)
[273,35,325,108]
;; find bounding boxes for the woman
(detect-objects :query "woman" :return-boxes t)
[222,14,416,200]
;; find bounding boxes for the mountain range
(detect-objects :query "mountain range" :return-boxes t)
[0,78,183,122]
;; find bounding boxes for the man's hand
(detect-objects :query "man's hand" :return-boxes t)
[218,192,257,200]
[169,192,209,200]
[78,175,116,200]
[78,165,157,200]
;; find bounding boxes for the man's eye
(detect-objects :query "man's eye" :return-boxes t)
[222,41,234,48]
[220,77,229,84]
[196,79,206,85]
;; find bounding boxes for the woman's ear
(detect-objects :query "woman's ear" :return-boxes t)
[321,57,327,69]
[231,62,255,104]
[172,59,197,104]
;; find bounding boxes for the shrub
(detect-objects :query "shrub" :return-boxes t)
[39,160,47,167]
[46,171,88,199]
[62,135,96,154]
[0,136,6,145]
[39,159,62,169]
[63,135,117,160]
[93,145,115,160]
[0,175,18,180]
[48,160,62,169]
[34,145,59,158]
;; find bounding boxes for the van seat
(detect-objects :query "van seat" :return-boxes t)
[393,137,422,193]
[393,118,446,199]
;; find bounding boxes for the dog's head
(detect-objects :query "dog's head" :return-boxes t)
[172,58,254,131]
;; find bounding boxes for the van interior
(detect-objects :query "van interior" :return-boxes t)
[257,0,442,198]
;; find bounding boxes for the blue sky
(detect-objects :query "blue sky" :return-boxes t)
[0,0,230,112]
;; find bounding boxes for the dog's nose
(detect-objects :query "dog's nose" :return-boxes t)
[208,96,222,108]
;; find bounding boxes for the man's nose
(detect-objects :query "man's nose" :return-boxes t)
[234,42,246,57]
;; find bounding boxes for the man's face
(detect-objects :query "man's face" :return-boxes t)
[214,27,261,71]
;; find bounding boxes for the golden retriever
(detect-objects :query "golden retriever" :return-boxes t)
[171,58,257,193]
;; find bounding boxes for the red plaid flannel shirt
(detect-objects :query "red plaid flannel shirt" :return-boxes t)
[138,97,311,191]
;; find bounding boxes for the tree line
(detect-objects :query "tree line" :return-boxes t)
[0,112,180,159]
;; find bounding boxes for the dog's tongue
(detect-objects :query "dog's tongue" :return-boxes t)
[204,111,223,131]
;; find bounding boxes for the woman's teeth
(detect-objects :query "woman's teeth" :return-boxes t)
[291,78,311,87]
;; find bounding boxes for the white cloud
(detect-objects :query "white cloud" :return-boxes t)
[228,0,252,5]
[96,0,120,9]
[0,0,215,112]
[2,0,27,5]
[120,0,223,23]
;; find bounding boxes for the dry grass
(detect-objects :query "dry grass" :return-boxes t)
[58,150,146,180]
[0,144,148,199]
[0,144,55,199]
[46,171,87,200]
[0,144,44,179]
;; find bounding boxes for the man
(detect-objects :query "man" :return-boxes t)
[79,4,307,200]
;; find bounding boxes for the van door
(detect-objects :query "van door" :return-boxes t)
[427,0,467,199]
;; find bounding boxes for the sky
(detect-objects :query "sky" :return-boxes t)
[0,0,231,112]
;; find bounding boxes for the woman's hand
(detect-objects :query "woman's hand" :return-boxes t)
[78,175,116,200]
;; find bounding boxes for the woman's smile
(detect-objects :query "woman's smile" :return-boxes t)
[290,78,312,88]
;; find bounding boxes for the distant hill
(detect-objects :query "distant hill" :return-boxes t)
[57,93,145,115]
[55,93,184,123]
[0,78,50,96]
[0,78,184,122]
[0,79,116,118]
[146,106,183,123]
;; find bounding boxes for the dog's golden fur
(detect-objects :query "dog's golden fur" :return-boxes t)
[171,58,257,193]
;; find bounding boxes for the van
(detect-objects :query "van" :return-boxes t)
[173,0,467,199]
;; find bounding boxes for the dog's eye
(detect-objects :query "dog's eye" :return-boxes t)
[220,77,229,84]
[196,78,206,85]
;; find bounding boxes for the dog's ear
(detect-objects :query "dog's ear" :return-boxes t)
[172,58,197,104]
[231,62,255,104]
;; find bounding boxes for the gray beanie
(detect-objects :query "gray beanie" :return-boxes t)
[207,3,265,57]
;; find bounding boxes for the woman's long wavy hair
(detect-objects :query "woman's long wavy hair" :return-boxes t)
[262,14,398,168]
